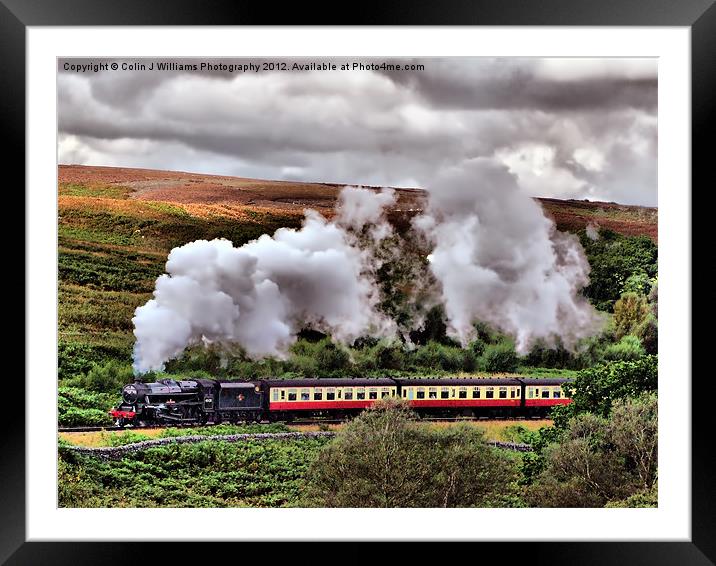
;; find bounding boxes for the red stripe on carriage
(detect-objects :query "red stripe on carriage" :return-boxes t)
[408,399,522,408]
[270,401,377,411]
[524,399,572,407]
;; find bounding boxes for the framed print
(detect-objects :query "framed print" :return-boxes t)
[8,0,714,563]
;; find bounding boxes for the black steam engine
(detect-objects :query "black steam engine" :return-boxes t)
[110,378,263,427]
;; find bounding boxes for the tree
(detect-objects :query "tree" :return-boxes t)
[558,356,657,422]
[527,393,657,507]
[648,278,658,319]
[579,230,658,312]
[303,399,520,507]
[613,292,651,339]
[608,394,658,490]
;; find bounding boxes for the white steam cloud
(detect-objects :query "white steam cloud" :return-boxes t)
[132,187,397,373]
[133,165,604,373]
[414,158,603,353]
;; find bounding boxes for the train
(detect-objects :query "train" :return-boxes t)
[109,376,573,427]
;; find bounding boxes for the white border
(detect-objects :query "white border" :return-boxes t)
[27,27,690,541]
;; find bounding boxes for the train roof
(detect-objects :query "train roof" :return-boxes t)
[517,377,572,385]
[259,377,572,387]
[395,377,522,386]
[262,378,398,387]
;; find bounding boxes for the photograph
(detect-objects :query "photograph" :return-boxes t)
[55,56,660,510]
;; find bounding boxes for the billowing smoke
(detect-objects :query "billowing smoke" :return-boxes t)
[132,187,397,373]
[414,158,603,353]
[133,164,604,373]
[586,222,600,241]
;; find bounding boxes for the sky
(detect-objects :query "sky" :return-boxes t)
[57,57,657,206]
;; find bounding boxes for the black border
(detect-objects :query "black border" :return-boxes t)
[6,0,713,563]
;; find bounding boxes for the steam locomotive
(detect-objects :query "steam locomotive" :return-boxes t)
[110,376,572,427]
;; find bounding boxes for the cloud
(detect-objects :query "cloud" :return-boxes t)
[57,57,657,205]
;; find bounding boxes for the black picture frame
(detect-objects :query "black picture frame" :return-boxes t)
[6,0,712,562]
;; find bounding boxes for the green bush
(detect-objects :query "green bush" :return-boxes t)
[374,342,406,370]
[303,399,521,507]
[559,355,657,420]
[602,335,646,362]
[58,386,117,426]
[481,342,519,373]
[82,360,134,393]
[468,338,486,357]
[635,314,658,355]
[613,292,651,339]
[527,394,657,508]
[314,339,351,373]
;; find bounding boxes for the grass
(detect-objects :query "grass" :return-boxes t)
[60,419,551,447]
[58,437,329,507]
[59,182,133,199]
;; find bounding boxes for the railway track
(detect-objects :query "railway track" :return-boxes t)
[58,415,549,434]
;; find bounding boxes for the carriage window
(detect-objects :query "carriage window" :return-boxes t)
[473,387,480,399]
[428,387,438,399]
[553,390,561,399]
[499,387,508,399]
[326,388,335,401]
[288,390,297,401]
[314,389,323,401]
[441,388,450,399]
[486,387,494,399]
[417,388,425,399]
[402,389,407,398]
[344,389,353,400]
[272,389,279,402]
[368,388,378,400]
[381,388,390,398]
[542,389,550,398]
[510,388,517,398]
[532,388,539,398]
[356,388,365,400]
[301,389,310,401]
[459,387,467,399]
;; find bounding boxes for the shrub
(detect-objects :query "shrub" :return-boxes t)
[303,399,521,507]
[410,341,444,370]
[602,335,646,362]
[526,394,657,508]
[314,339,351,373]
[559,355,657,420]
[82,360,134,393]
[468,338,486,357]
[374,342,406,371]
[613,292,651,339]
[481,342,519,373]
[635,314,658,355]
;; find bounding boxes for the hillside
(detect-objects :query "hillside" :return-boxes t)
[59,165,657,240]
[57,164,657,378]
